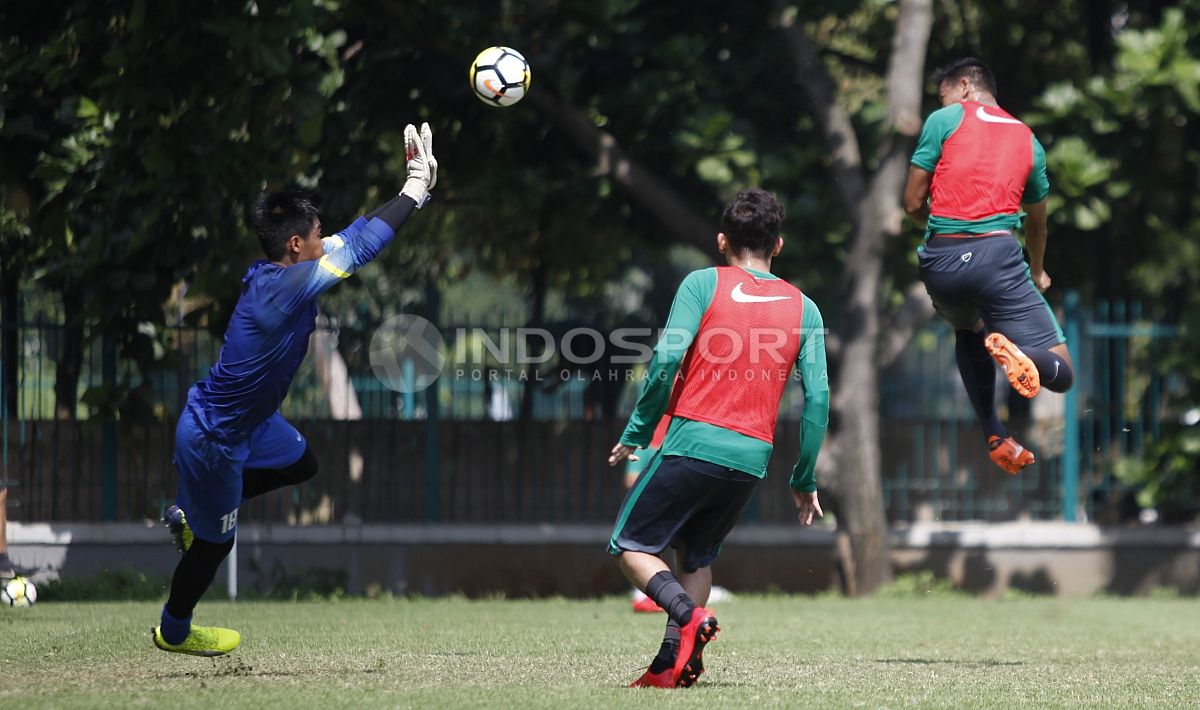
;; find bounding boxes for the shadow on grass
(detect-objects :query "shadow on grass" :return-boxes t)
[876,658,1024,667]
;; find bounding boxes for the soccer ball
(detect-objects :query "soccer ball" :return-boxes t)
[469,46,531,107]
[1,576,37,608]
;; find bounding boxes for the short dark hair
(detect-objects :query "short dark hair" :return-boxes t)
[252,190,321,260]
[720,188,785,259]
[932,57,997,96]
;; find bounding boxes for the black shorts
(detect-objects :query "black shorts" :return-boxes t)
[918,234,1066,350]
[608,453,759,572]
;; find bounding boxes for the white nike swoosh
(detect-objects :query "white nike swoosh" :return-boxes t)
[975,106,1023,125]
[731,282,792,303]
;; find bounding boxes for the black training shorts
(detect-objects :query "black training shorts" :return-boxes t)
[918,233,1066,349]
[608,453,759,572]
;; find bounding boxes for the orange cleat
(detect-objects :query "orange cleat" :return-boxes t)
[985,332,1040,398]
[632,595,663,613]
[988,435,1036,475]
[673,607,718,688]
[628,667,675,688]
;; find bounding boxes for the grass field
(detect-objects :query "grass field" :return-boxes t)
[3,595,1199,708]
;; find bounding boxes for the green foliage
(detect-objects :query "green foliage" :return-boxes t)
[36,568,167,601]
[1024,4,1200,515]
[1,1,355,416]
[875,570,966,599]
[1114,426,1200,516]
[242,559,349,601]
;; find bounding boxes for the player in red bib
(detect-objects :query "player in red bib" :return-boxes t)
[607,188,829,688]
[903,58,1075,475]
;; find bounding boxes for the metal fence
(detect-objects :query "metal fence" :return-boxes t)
[0,292,1182,525]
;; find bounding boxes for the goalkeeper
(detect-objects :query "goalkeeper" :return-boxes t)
[152,124,437,657]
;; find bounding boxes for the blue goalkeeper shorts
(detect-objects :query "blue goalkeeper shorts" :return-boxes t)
[173,407,308,543]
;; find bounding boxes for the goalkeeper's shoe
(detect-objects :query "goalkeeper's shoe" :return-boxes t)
[163,505,193,553]
[988,436,1036,475]
[628,667,675,688]
[985,332,1040,398]
[672,607,718,688]
[152,624,241,657]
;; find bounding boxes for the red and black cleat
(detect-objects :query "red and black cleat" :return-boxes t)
[673,607,719,688]
[628,667,675,688]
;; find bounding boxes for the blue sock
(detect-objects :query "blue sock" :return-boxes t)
[160,605,192,645]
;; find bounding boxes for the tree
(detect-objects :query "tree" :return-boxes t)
[770,0,933,593]
[0,1,349,418]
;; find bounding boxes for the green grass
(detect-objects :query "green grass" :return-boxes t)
[3,596,1199,708]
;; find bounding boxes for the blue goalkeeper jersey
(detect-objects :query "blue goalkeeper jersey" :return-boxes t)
[187,215,395,442]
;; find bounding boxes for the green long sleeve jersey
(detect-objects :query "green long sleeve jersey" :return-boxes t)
[618,267,830,492]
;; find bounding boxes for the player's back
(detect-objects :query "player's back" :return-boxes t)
[667,266,805,443]
[930,100,1035,221]
[188,260,319,442]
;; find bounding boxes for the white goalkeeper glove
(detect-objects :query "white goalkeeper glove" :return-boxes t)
[401,122,438,208]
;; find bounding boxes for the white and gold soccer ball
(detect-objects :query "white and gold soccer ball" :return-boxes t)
[469,46,531,107]
[1,576,37,608]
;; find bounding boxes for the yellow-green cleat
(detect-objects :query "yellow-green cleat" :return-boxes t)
[152,624,241,657]
[163,505,194,553]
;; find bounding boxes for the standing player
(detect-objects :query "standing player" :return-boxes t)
[152,123,437,656]
[903,58,1074,474]
[607,188,829,688]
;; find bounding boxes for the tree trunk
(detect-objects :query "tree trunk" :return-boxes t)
[776,0,933,593]
[529,91,715,252]
[312,316,363,421]
[520,250,549,422]
[1,263,18,418]
[54,286,84,421]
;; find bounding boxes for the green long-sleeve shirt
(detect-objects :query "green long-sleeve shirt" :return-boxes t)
[619,267,830,492]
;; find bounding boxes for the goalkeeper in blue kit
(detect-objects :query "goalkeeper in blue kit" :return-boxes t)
[152,124,437,657]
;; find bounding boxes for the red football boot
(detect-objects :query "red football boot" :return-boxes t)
[632,595,663,613]
[985,332,1040,398]
[628,667,675,688]
[988,435,1036,475]
[672,607,719,688]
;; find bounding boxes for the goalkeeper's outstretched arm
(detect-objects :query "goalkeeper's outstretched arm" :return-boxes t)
[276,123,438,310]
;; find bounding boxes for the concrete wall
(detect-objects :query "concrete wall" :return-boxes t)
[9,522,1199,598]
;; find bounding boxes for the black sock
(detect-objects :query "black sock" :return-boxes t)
[242,445,318,500]
[649,619,682,673]
[644,570,695,628]
[1022,347,1074,393]
[956,330,1007,440]
[165,537,235,620]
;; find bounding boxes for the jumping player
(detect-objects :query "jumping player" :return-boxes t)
[607,188,829,688]
[152,123,437,656]
[903,58,1074,475]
